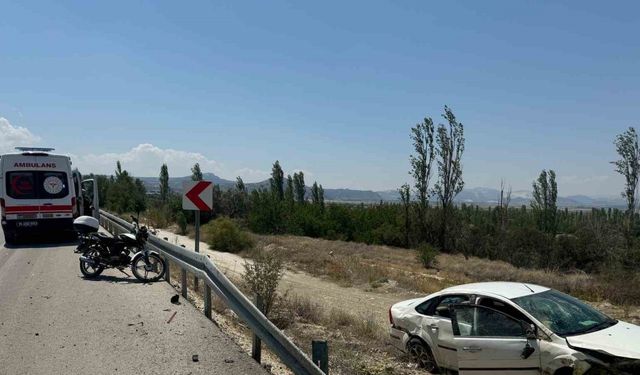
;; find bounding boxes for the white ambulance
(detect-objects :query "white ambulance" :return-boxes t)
[0,148,85,244]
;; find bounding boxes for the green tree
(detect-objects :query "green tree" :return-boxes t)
[132,178,147,216]
[399,183,411,247]
[270,160,284,201]
[159,163,170,204]
[311,182,320,205]
[191,163,203,181]
[236,176,246,193]
[434,106,465,251]
[229,177,248,218]
[115,161,123,177]
[318,184,324,210]
[410,116,435,237]
[531,169,558,234]
[107,161,145,214]
[285,175,294,204]
[612,127,640,234]
[293,172,305,203]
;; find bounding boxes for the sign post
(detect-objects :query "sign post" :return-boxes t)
[182,181,214,290]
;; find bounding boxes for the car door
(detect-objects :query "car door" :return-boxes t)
[81,178,100,219]
[423,294,470,369]
[450,304,541,375]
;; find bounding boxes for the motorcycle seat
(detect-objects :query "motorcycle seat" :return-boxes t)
[92,232,119,245]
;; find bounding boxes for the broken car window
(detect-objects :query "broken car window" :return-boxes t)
[454,306,526,337]
[434,295,469,319]
[512,290,616,337]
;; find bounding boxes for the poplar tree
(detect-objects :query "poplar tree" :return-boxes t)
[159,163,170,204]
[531,169,558,234]
[236,176,246,194]
[191,163,203,181]
[318,184,325,210]
[293,172,306,203]
[399,183,411,247]
[285,175,294,204]
[311,182,320,205]
[410,116,435,234]
[612,127,640,233]
[234,176,248,218]
[270,161,284,201]
[434,106,465,251]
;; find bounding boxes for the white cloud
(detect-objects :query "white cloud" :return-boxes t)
[74,143,222,177]
[0,117,41,153]
[233,168,271,182]
[232,167,315,183]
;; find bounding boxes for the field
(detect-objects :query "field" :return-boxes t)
[157,225,640,375]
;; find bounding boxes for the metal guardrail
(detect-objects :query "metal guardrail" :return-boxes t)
[99,210,325,375]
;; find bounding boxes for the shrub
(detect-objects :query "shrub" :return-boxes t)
[416,243,439,269]
[203,217,253,253]
[176,212,188,235]
[270,292,322,329]
[243,248,285,316]
[598,267,640,317]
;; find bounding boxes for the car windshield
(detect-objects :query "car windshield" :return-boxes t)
[512,290,617,337]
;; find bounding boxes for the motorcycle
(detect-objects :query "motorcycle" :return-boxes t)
[73,215,166,282]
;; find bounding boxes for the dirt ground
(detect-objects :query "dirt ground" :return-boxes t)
[154,227,640,374]
[156,228,419,327]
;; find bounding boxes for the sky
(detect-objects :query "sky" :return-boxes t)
[0,1,638,196]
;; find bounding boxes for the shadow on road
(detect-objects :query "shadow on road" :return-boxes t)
[2,231,78,249]
[79,273,148,284]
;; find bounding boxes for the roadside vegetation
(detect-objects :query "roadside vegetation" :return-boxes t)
[93,108,640,373]
[95,109,640,308]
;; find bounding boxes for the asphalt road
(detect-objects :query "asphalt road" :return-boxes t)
[0,230,268,375]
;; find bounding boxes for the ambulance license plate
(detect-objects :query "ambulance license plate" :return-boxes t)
[17,221,38,228]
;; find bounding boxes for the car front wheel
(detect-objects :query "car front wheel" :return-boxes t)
[407,338,439,373]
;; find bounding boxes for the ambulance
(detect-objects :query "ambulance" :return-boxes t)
[0,147,97,244]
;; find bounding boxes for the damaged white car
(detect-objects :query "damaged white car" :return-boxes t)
[389,282,640,374]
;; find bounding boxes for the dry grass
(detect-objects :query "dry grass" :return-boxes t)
[251,233,617,303]
[160,231,640,375]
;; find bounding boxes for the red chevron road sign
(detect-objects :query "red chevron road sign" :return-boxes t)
[182,181,213,211]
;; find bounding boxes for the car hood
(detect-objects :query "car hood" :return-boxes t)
[566,321,640,360]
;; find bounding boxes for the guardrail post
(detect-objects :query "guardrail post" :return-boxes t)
[251,294,264,363]
[204,283,212,319]
[181,268,188,299]
[193,212,200,292]
[164,257,171,283]
[312,340,329,374]
[99,210,326,375]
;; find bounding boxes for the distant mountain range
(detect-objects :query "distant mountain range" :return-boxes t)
[138,173,626,208]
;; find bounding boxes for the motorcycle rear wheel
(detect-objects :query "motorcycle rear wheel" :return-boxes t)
[79,248,105,278]
[131,253,165,282]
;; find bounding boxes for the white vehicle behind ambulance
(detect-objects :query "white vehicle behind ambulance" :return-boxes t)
[0,147,83,244]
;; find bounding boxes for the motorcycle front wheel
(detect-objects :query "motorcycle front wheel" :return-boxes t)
[79,248,105,278]
[131,253,166,282]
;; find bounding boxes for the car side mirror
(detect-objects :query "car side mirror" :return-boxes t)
[521,342,536,359]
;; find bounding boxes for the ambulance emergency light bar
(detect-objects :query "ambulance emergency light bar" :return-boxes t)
[14,147,56,152]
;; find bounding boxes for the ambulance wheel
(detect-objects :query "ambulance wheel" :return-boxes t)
[4,231,16,246]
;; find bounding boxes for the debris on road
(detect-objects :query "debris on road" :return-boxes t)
[224,359,234,364]
[167,311,177,324]
[171,294,180,305]
[192,354,199,362]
